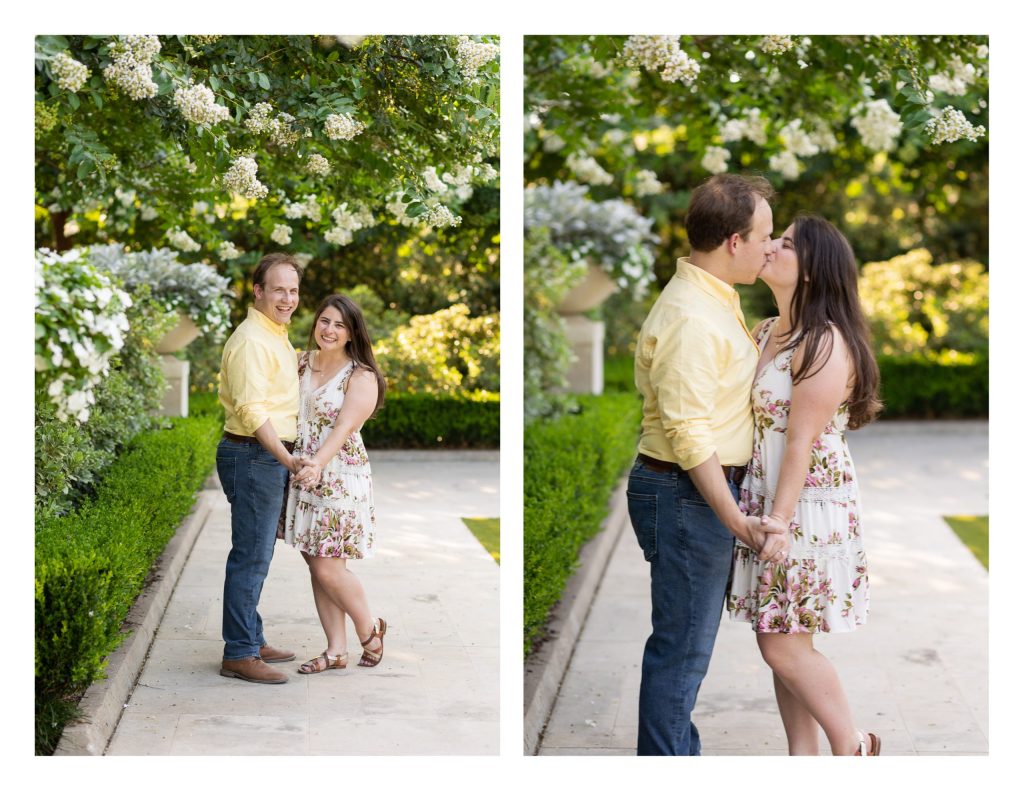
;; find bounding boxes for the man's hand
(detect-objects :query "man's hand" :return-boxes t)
[293,457,322,488]
[742,514,787,555]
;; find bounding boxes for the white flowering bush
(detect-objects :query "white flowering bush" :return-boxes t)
[621,35,700,85]
[701,146,731,175]
[524,180,658,298]
[166,227,201,252]
[88,244,233,336]
[35,248,132,422]
[282,193,322,223]
[760,36,796,54]
[566,152,614,186]
[633,169,665,197]
[217,240,242,261]
[305,153,332,176]
[270,224,292,245]
[424,202,462,229]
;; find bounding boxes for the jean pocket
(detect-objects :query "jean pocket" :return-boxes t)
[216,453,235,503]
[626,491,658,561]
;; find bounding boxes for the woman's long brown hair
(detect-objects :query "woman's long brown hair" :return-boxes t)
[776,214,881,429]
[307,293,386,418]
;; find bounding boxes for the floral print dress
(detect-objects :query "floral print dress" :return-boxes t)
[727,318,868,633]
[281,352,375,559]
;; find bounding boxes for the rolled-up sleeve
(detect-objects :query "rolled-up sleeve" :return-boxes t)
[223,340,275,434]
[650,316,719,469]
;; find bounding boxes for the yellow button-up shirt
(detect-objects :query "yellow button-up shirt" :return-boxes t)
[635,258,759,469]
[219,307,299,441]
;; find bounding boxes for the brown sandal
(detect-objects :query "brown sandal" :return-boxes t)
[297,651,347,674]
[358,618,387,667]
[855,731,881,756]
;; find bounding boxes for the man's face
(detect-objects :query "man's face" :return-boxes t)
[253,264,299,324]
[730,197,774,285]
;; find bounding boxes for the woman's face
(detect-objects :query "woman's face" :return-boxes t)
[314,305,350,353]
[761,223,800,290]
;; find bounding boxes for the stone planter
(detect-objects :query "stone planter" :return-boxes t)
[556,262,618,315]
[155,313,200,354]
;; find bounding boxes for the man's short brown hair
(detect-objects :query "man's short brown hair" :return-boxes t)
[251,253,302,292]
[685,174,775,253]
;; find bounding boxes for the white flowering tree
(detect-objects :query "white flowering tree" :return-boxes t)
[35,35,500,271]
[525,35,988,270]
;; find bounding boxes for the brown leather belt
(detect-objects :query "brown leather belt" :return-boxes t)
[637,452,745,485]
[223,431,295,453]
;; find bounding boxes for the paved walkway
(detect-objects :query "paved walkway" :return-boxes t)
[106,451,499,755]
[537,421,988,755]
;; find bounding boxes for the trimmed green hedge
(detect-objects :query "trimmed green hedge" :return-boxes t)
[34,412,221,754]
[524,392,642,656]
[361,391,499,448]
[878,353,988,418]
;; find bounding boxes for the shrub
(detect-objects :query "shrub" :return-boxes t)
[361,391,499,448]
[35,412,222,754]
[859,249,988,356]
[524,392,642,655]
[35,288,172,520]
[877,351,988,418]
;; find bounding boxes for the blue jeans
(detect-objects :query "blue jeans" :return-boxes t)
[216,438,289,661]
[627,459,738,756]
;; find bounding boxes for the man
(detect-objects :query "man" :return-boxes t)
[217,253,305,684]
[629,173,786,754]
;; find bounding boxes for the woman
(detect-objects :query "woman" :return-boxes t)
[727,215,883,755]
[280,293,388,673]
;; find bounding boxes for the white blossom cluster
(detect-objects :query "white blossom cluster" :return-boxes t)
[244,102,300,147]
[385,195,418,227]
[103,35,161,100]
[701,146,731,175]
[222,155,269,199]
[52,52,90,93]
[810,121,839,152]
[633,169,666,197]
[324,203,375,245]
[423,166,448,193]
[192,35,223,46]
[337,36,367,49]
[719,108,769,146]
[173,81,230,125]
[271,224,292,245]
[455,36,500,80]
[217,241,243,261]
[424,202,462,229]
[850,99,903,152]
[928,55,979,97]
[769,151,801,180]
[324,112,365,141]
[925,106,986,144]
[621,36,701,85]
[35,248,132,423]
[566,152,614,186]
[167,227,201,252]
[760,36,796,54]
[542,132,566,152]
[305,153,332,176]
[779,119,820,157]
[140,205,158,221]
[282,193,322,223]
[293,252,314,269]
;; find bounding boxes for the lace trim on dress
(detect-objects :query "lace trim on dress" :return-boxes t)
[294,488,370,509]
[744,477,857,503]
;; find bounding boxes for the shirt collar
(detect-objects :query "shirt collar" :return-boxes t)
[675,257,739,307]
[247,305,290,337]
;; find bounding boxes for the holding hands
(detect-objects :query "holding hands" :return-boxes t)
[744,513,791,564]
[290,456,323,489]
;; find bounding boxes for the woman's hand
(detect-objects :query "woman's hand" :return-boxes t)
[758,513,791,564]
[293,458,323,489]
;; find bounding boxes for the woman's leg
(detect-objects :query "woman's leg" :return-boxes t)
[307,556,379,653]
[301,552,348,656]
[757,633,861,755]
[772,671,821,755]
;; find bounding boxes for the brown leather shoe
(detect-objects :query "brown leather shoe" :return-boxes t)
[220,656,288,684]
[259,643,296,663]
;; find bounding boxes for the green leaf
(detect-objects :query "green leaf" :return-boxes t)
[474,107,491,119]
[77,159,95,179]
[257,72,271,90]
[406,202,426,218]
[67,93,80,110]
[91,91,103,109]
[209,75,220,90]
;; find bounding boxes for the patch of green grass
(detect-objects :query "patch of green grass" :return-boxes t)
[943,515,988,570]
[463,517,499,564]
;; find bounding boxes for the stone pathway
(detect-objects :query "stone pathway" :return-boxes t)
[536,421,988,755]
[106,451,499,755]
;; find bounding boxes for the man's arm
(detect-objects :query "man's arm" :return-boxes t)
[254,420,299,472]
